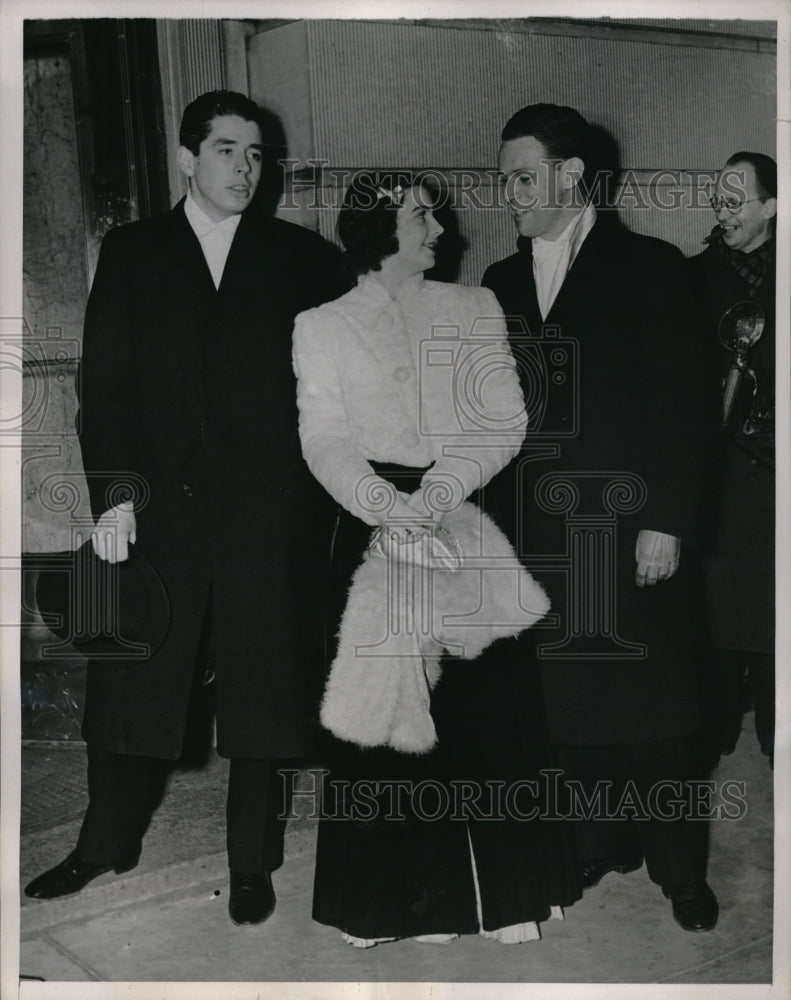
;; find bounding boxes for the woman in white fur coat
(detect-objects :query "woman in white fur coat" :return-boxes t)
[293,171,580,947]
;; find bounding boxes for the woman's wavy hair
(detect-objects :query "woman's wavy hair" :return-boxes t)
[337,170,442,277]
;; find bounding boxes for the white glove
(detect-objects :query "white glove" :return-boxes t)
[91,501,137,563]
[635,529,680,588]
[382,494,434,541]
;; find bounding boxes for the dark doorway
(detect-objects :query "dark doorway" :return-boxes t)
[22,19,169,741]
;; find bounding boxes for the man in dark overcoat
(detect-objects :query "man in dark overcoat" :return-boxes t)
[25,90,344,925]
[688,152,776,766]
[482,104,718,931]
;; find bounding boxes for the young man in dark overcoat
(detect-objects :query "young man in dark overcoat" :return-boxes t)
[25,90,344,925]
[689,152,776,767]
[482,103,718,932]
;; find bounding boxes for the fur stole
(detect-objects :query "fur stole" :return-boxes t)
[320,501,550,754]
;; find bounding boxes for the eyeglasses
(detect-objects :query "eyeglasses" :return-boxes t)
[709,196,765,214]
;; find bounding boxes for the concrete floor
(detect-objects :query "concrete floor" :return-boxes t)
[17,715,774,992]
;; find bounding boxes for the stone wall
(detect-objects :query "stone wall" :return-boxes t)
[23,46,93,555]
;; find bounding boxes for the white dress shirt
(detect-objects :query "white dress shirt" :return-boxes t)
[532,201,596,319]
[183,189,242,290]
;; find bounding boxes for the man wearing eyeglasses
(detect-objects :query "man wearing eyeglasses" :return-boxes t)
[690,152,776,770]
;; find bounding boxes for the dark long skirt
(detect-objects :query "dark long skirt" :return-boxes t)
[311,465,580,939]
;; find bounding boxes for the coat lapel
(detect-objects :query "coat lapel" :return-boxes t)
[217,210,255,299]
[513,237,544,333]
[216,210,280,314]
[148,200,219,334]
[543,219,608,325]
[160,202,279,326]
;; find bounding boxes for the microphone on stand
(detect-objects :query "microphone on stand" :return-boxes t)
[718,301,766,431]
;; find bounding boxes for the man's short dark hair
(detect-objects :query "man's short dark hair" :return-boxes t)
[179,90,263,154]
[501,103,591,163]
[337,170,440,276]
[725,151,777,200]
[501,104,594,196]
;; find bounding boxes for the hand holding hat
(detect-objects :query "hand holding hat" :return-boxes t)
[33,527,170,660]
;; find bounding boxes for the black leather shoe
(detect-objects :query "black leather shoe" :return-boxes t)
[24,849,139,900]
[662,882,718,931]
[228,871,276,926]
[580,855,643,889]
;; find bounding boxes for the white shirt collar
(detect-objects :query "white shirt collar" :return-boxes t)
[532,201,596,262]
[531,202,596,320]
[184,189,243,242]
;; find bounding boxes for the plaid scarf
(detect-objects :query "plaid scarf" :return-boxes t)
[704,227,775,297]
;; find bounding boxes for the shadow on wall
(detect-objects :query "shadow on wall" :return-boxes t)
[251,104,288,219]
[427,187,468,285]
[587,122,625,234]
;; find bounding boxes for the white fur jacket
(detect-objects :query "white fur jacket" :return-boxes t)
[292,272,527,525]
[293,273,548,754]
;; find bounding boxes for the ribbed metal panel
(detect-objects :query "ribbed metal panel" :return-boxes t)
[307,21,503,168]
[614,178,716,258]
[179,20,225,105]
[454,192,517,285]
[305,21,774,170]
[624,19,776,39]
[575,33,776,167]
[253,19,775,276]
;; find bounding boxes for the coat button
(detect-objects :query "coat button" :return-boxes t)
[182,483,194,497]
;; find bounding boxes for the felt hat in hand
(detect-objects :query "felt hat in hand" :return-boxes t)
[33,540,171,661]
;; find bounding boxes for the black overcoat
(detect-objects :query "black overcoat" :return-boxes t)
[77,201,343,759]
[687,241,775,655]
[482,220,710,745]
